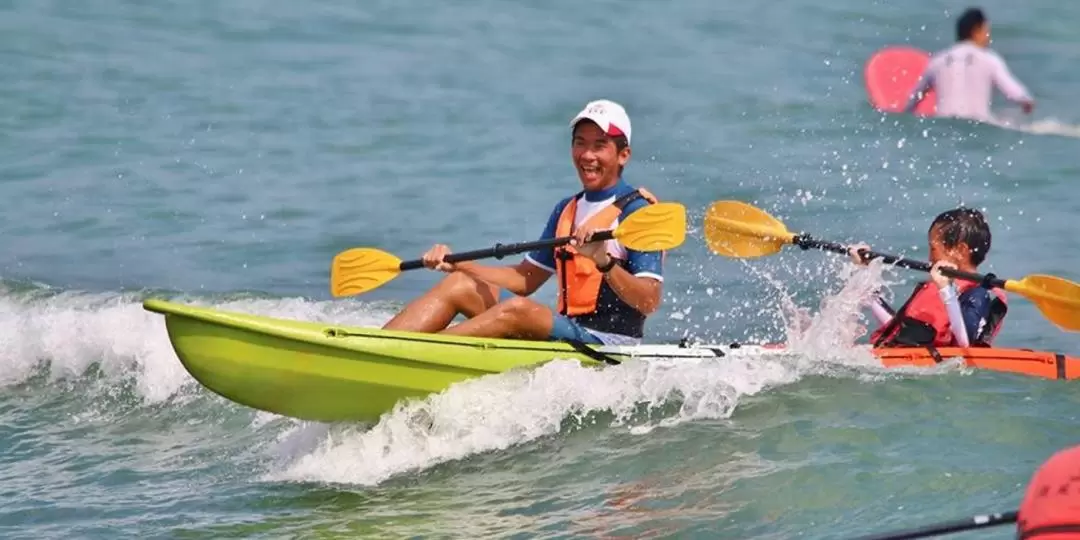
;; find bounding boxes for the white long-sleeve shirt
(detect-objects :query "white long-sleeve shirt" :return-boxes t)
[906,41,1032,121]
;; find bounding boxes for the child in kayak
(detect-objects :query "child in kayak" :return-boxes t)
[847,207,1007,348]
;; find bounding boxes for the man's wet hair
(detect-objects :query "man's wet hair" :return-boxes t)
[956,7,987,41]
[929,206,992,265]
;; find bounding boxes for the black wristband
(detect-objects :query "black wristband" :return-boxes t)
[597,257,617,273]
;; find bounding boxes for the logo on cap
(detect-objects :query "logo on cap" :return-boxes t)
[571,99,632,144]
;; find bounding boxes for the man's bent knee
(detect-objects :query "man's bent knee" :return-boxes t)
[433,270,501,314]
[440,270,496,297]
[496,297,553,336]
[499,296,535,315]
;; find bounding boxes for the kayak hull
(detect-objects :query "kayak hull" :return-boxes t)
[160,313,479,424]
[876,347,1078,380]
[144,299,1079,423]
[147,299,619,423]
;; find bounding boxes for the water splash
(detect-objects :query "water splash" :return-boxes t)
[0,263,942,489]
[780,258,894,357]
[0,285,393,404]
[989,113,1080,139]
[268,349,801,486]
[264,258,928,487]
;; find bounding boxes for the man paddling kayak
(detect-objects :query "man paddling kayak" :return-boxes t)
[382,99,664,345]
[905,7,1034,122]
[848,207,1008,348]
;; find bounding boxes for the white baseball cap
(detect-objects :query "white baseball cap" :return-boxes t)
[569,99,631,145]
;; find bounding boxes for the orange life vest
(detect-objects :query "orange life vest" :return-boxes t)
[871,278,1008,348]
[553,188,658,336]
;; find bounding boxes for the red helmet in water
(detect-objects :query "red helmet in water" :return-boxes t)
[1018,444,1080,539]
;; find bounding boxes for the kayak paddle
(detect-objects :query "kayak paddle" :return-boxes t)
[703,200,1080,332]
[330,201,687,298]
[851,510,1016,540]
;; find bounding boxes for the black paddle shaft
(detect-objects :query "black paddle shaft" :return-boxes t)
[852,510,1017,540]
[793,234,1007,289]
[397,230,616,271]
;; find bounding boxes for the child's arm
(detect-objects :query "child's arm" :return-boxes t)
[869,295,893,326]
[848,243,895,326]
[939,284,970,347]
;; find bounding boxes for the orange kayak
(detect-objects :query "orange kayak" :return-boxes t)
[729,342,1080,380]
[873,346,1080,380]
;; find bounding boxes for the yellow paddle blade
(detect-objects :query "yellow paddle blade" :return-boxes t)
[329,248,403,298]
[613,201,687,251]
[703,200,797,258]
[1004,274,1080,332]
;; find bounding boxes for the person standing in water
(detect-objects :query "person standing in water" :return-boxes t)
[905,7,1035,122]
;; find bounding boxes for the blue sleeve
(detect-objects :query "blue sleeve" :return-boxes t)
[523,198,570,272]
[621,198,664,279]
[959,288,993,342]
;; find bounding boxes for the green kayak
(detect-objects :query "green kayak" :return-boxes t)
[142,299,737,423]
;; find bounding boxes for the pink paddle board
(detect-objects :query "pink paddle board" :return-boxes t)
[864,46,936,116]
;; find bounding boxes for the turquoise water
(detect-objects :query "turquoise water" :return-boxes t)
[3,0,1080,537]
